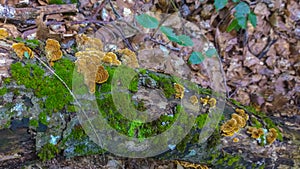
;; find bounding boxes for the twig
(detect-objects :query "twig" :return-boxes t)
[107,0,121,19]
[45,19,110,26]
[247,37,277,59]
[33,54,104,148]
[0,4,77,21]
[111,22,136,52]
[92,0,107,20]
[145,37,181,52]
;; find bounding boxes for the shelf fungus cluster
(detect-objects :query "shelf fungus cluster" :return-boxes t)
[102,52,121,66]
[0,28,8,39]
[76,34,103,51]
[74,34,139,93]
[117,48,139,68]
[221,109,249,136]
[200,96,216,108]
[45,39,63,66]
[246,127,264,139]
[266,128,278,144]
[12,43,34,59]
[189,95,198,105]
[247,126,277,145]
[174,83,184,99]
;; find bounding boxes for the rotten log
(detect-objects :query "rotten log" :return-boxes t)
[0,4,77,21]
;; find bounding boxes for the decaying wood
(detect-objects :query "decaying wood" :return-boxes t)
[0,4,77,21]
[0,128,36,169]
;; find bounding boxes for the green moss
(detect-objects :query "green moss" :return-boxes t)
[70,0,78,3]
[48,0,65,4]
[128,75,139,92]
[3,77,10,84]
[0,87,7,96]
[195,114,208,129]
[38,143,59,161]
[250,116,263,128]
[10,59,75,115]
[29,119,39,128]
[134,100,147,111]
[39,112,48,125]
[158,76,176,99]
[148,72,160,81]
[70,125,86,140]
[139,68,147,75]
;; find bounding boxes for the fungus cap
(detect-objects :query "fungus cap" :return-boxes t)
[233,137,239,142]
[45,39,62,65]
[102,52,121,66]
[12,43,34,59]
[174,83,184,99]
[266,128,278,144]
[200,96,210,106]
[208,98,216,108]
[231,113,246,128]
[118,48,139,68]
[0,28,9,39]
[235,108,249,121]
[95,65,109,84]
[189,95,198,105]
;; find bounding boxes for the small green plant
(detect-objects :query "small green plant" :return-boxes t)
[214,0,257,31]
[38,143,59,161]
[135,14,194,47]
[14,37,40,49]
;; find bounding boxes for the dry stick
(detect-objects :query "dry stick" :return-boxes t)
[108,0,121,19]
[0,4,77,21]
[146,36,181,52]
[33,55,104,149]
[213,10,234,98]
[92,0,107,20]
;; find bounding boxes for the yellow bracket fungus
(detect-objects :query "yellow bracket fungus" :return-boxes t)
[208,98,216,108]
[0,28,9,39]
[174,83,184,99]
[102,52,121,66]
[45,39,62,66]
[233,137,239,142]
[76,34,103,51]
[266,128,278,144]
[246,127,264,139]
[200,96,216,108]
[189,95,198,105]
[221,118,239,136]
[95,65,109,84]
[200,96,209,106]
[231,113,246,128]
[117,48,139,68]
[12,43,34,59]
[221,109,249,137]
[235,108,249,121]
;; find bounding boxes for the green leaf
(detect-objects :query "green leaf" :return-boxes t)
[248,11,257,27]
[160,26,180,42]
[24,51,30,59]
[177,35,194,46]
[214,0,228,10]
[236,16,247,29]
[232,0,240,2]
[205,48,217,57]
[135,14,159,29]
[189,52,205,64]
[234,2,250,17]
[226,19,239,32]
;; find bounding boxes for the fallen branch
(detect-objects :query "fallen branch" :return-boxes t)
[0,4,77,21]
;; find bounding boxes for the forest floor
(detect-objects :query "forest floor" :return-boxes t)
[0,0,299,168]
